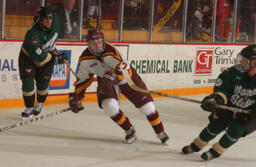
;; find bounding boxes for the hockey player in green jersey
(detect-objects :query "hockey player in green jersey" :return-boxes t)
[181,44,256,161]
[18,7,68,119]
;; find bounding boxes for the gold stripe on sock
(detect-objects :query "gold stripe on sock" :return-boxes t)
[193,137,208,149]
[150,116,161,126]
[116,113,126,125]
[212,142,226,155]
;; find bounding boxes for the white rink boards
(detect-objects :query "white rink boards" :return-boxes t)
[0,96,255,167]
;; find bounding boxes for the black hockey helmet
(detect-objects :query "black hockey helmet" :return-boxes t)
[240,44,256,60]
[38,7,53,19]
[235,44,256,72]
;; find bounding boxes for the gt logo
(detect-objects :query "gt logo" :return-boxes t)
[197,51,212,68]
[194,48,214,76]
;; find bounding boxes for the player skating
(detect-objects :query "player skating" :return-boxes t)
[68,29,169,144]
[182,44,256,161]
[18,7,68,119]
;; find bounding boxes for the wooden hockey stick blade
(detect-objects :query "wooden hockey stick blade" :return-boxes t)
[0,108,71,132]
[122,70,251,114]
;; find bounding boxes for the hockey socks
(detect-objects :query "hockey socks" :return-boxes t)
[37,93,48,103]
[147,111,164,134]
[182,137,207,154]
[199,123,222,142]
[219,121,245,148]
[111,110,132,131]
[147,111,169,143]
[23,94,35,108]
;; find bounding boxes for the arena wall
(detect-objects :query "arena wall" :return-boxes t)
[0,41,246,109]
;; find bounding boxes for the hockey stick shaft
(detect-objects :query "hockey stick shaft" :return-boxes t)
[122,70,251,114]
[0,108,70,132]
[65,60,79,79]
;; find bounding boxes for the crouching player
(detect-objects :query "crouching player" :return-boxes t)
[68,29,169,144]
[182,44,256,161]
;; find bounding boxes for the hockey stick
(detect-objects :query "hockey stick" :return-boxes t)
[0,108,71,132]
[122,70,251,114]
[65,60,79,79]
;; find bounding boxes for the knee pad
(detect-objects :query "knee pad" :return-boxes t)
[22,77,34,92]
[227,121,245,139]
[101,98,120,117]
[36,81,49,92]
[139,102,156,116]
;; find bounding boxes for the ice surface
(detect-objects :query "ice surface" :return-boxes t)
[0,95,255,167]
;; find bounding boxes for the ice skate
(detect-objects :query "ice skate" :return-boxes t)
[201,148,220,161]
[34,102,43,116]
[125,126,137,144]
[182,143,200,154]
[182,145,195,154]
[21,107,34,120]
[157,131,169,143]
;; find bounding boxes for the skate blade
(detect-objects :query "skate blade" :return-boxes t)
[21,115,34,121]
[126,135,137,144]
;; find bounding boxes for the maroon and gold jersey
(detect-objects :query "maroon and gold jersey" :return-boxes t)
[75,42,130,94]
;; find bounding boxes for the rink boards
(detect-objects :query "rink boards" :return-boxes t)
[0,41,246,108]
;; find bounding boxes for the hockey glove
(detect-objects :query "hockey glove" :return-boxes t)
[52,52,68,64]
[201,94,224,112]
[69,92,84,113]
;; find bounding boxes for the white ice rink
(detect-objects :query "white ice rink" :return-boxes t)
[0,96,255,167]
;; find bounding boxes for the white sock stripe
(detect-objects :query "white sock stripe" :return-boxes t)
[206,126,217,136]
[225,133,238,142]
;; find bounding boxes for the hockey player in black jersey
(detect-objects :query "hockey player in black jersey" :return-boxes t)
[182,44,256,161]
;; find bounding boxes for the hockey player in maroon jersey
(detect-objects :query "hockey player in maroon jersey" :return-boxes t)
[68,29,169,144]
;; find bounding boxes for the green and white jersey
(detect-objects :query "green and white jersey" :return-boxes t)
[22,15,60,64]
[214,66,256,109]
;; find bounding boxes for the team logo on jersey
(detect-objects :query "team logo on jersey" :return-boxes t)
[35,48,42,55]
[215,78,223,87]
[49,50,71,90]
[194,48,213,76]
[31,37,40,45]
